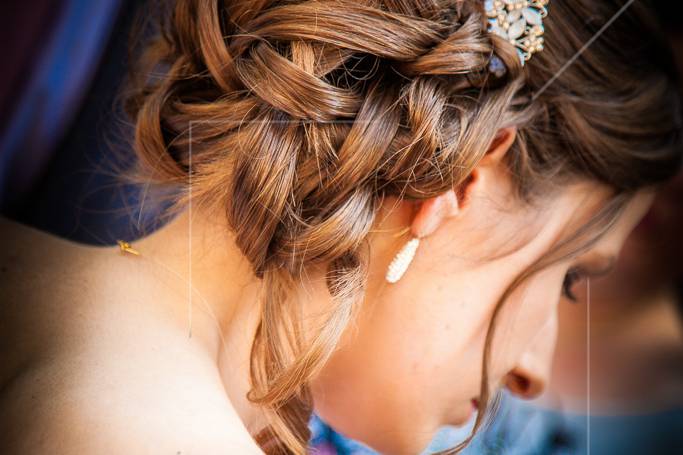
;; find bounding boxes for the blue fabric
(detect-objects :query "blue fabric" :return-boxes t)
[309,389,683,454]
[5,0,168,245]
[0,0,122,207]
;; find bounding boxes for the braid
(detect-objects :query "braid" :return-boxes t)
[125,1,522,452]
[123,0,682,452]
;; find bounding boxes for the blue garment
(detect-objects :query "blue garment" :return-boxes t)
[0,0,122,207]
[2,0,163,245]
[309,389,683,454]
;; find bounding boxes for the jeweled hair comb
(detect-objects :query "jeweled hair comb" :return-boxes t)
[485,0,549,66]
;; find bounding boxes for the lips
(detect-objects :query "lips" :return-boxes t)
[471,398,480,410]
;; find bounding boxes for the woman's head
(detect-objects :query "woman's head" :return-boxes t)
[310,168,656,454]
[123,0,682,453]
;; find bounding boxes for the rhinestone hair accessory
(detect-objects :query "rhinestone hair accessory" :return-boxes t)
[485,0,549,66]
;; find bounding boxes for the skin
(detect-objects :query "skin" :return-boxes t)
[308,129,656,453]
[539,34,683,419]
[543,170,683,415]
[0,128,656,454]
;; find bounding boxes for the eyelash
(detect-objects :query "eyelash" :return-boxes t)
[562,267,585,303]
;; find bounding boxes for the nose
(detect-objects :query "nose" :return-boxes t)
[503,311,558,400]
[504,364,546,399]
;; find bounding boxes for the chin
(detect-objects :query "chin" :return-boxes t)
[445,399,478,427]
[318,413,438,455]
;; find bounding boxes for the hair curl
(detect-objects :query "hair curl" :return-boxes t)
[120,0,683,453]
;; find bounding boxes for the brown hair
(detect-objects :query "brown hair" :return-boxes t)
[119,0,683,453]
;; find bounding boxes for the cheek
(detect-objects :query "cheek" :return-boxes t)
[310,277,484,444]
[488,268,563,377]
[310,261,564,448]
[318,284,471,396]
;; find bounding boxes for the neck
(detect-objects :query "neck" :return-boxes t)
[130,205,269,434]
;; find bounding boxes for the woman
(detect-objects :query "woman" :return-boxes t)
[0,0,681,454]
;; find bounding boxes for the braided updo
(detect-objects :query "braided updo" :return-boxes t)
[122,0,682,452]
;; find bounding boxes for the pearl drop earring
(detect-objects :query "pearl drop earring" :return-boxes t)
[385,236,421,284]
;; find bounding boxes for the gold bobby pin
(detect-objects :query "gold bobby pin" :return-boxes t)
[117,239,140,256]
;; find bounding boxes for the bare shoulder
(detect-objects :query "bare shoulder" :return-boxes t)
[0,215,76,297]
[0,343,264,454]
[0,215,93,379]
[0,214,56,253]
[0,215,44,272]
[0,216,263,454]
[0,306,263,454]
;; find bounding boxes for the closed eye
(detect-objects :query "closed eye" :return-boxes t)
[561,255,617,304]
[562,267,584,303]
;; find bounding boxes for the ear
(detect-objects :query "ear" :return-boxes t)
[410,189,460,238]
[480,126,517,167]
[410,126,517,238]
